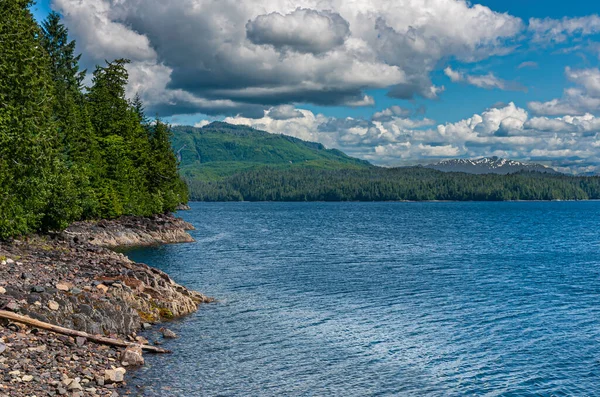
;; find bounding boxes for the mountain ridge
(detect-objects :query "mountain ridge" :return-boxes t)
[171,122,372,181]
[425,156,559,175]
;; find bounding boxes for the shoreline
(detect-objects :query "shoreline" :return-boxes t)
[0,213,209,397]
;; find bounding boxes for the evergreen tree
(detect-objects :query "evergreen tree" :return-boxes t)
[0,0,65,238]
[0,9,190,239]
[148,120,189,210]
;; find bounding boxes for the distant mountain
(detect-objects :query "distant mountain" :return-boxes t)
[170,123,600,202]
[425,157,559,175]
[171,122,371,181]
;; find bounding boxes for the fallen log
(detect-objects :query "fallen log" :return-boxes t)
[0,310,170,354]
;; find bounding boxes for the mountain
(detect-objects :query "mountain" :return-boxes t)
[425,157,559,175]
[171,122,371,181]
[170,123,600,202]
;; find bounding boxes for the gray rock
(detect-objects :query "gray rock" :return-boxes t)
[120,344,144,366]
[159,327,177,339]
[0,343,6,354]
[31,285,45,293]
[76,337,87,347]
[67,377,82,390]
[104,367,126,383]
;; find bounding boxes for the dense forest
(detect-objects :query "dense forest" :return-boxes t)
[187,167,600,202]
[0,1,187,239]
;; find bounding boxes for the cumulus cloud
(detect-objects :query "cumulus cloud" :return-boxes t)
[267,105,305,120]
[246,8,350,54]
[52,0,524,115]
[444,66,526,91]
[372,106,412,121]
[528,67,600,116]
[223,102,600,173]
[529,15,600,44]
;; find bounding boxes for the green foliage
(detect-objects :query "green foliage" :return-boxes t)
[0,6,188,239]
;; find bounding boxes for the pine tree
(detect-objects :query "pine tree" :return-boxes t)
[0,0,65,238]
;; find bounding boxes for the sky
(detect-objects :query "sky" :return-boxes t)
[30,0,600,173]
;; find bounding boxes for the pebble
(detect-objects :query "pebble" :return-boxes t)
[55,282,71,291]
[104,367,126,383]
[48,300,59,311]
[0,286,5,294]
[22,374,33,382]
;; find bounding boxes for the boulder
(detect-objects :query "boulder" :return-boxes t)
[159,327,177,339]
[120,344,144,366]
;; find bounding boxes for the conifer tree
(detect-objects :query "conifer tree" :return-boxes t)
[0,0,64,238]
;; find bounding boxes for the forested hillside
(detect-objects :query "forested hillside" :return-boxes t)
[187,167,600,201]
[0,2,187,239]
[172,123,371,181]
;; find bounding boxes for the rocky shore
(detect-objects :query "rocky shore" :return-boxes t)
[0,214,211,397]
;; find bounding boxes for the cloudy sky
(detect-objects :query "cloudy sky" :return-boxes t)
[31,0,600,173]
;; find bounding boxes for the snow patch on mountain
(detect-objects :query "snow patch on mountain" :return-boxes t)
[426,157,559,175]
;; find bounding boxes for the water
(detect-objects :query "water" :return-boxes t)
[124,202,600,396]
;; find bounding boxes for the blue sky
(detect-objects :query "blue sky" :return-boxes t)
[32,0,600,172]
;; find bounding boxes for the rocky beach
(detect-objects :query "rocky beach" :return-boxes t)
[0,213,211,397]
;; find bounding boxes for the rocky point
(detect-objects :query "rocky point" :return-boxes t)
[0,214,212,397]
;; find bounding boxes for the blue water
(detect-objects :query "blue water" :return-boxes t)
[124,202,600,396]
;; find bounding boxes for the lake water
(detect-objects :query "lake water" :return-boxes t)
[123,202,600,396]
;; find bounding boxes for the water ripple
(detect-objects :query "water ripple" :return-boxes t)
[125,202,600,396]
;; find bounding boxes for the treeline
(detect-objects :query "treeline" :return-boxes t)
[0,1,187,239]
[187,167,600,202]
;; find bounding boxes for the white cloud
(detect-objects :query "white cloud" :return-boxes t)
[222,102,600,173]
[517,61,538,69]
[528,67,600,116]
[529,15,600,44]
[444,66,525,91]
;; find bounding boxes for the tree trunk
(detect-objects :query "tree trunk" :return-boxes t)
[0,310,170,354]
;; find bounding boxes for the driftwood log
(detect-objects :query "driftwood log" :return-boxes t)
[0,310,170,354]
